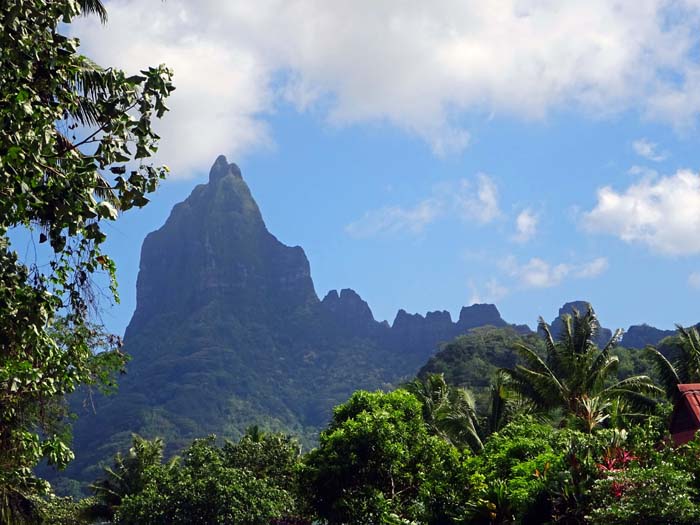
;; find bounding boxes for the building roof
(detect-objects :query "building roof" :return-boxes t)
[670,384,700,446]
[678,384,700,393]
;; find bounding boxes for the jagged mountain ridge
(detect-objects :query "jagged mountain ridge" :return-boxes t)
[63,156,677,484]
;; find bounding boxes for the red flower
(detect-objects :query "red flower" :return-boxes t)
[615,449,638,466]
[610,481,625,499]
[596,457,620,473]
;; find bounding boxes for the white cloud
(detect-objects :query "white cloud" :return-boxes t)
[505,257,570,288]
[632,138,667,162]
[583,169,700,255]
[344,198,441,238]
[503,256,608,288]
[346,175,500,238]
[72,1,700,176]
[690,272,700,289]
[512,209,539,243]
[469,278,509,304]
[71,3,273,176]
[576,257,609,278]
[627,165,659,180]
[451,174,502,224]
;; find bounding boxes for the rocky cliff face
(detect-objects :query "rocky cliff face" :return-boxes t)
[321,289,380,336]
[128,156,317,337]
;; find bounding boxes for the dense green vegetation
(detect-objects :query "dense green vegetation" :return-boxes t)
[24,307,700,524]
[418,325,652,411]
[418,326,539,409]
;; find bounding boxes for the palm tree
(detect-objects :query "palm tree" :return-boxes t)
[404,373,483,451]
[485,370,537,436]
[91,434,177,520]
[501,305,660,431]
[646,325,700,403]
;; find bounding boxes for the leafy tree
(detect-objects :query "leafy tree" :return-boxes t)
[468,417,560,524]
[404,373,483,452]
[501,306,660,431]
[646,325,700,402]
[0,0,173,519]
[303,389,478,525]
[116,435,303,525]
[222,426,303,494]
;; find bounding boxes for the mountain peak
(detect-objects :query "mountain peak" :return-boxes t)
[557,300,593,317]
[458,303,506,330]
[321,288,376,328]
[127,156,317,337]
[209,154,242,183]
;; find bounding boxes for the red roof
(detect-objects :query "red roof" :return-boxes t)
[670,384,700,446]
[677,384,700,393]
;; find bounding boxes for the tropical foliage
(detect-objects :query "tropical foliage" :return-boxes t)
[404,373,483,451]
[115,431,305,525]
[0,0,173,520]
[90,435,176,521]
[418,326,539,408]
[44,386,697,525]
[25,317,700,524]
[646,325,700,402]
[501,306,661,431]
[302,389,468,524]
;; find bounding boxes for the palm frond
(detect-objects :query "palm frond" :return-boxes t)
[572,306,596,355]
[584,352,618,393]
[440,388,484,452]
[537,317,557,361]
[501,366,564,410]
[486,371,510,435]
[78,0,108,23]
[561,313,576,354]
[601,328,624,354]
[608,389,659,413]
[644,345,681,402]
[404,373,450,428]
[677,325,700,384]
[600,375,663,398]
[514,344,567,397]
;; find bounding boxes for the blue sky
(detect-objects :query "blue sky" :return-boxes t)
[66,1,700,335]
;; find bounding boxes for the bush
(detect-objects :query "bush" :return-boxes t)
[114,433,306,525]
[588,462,699,525]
